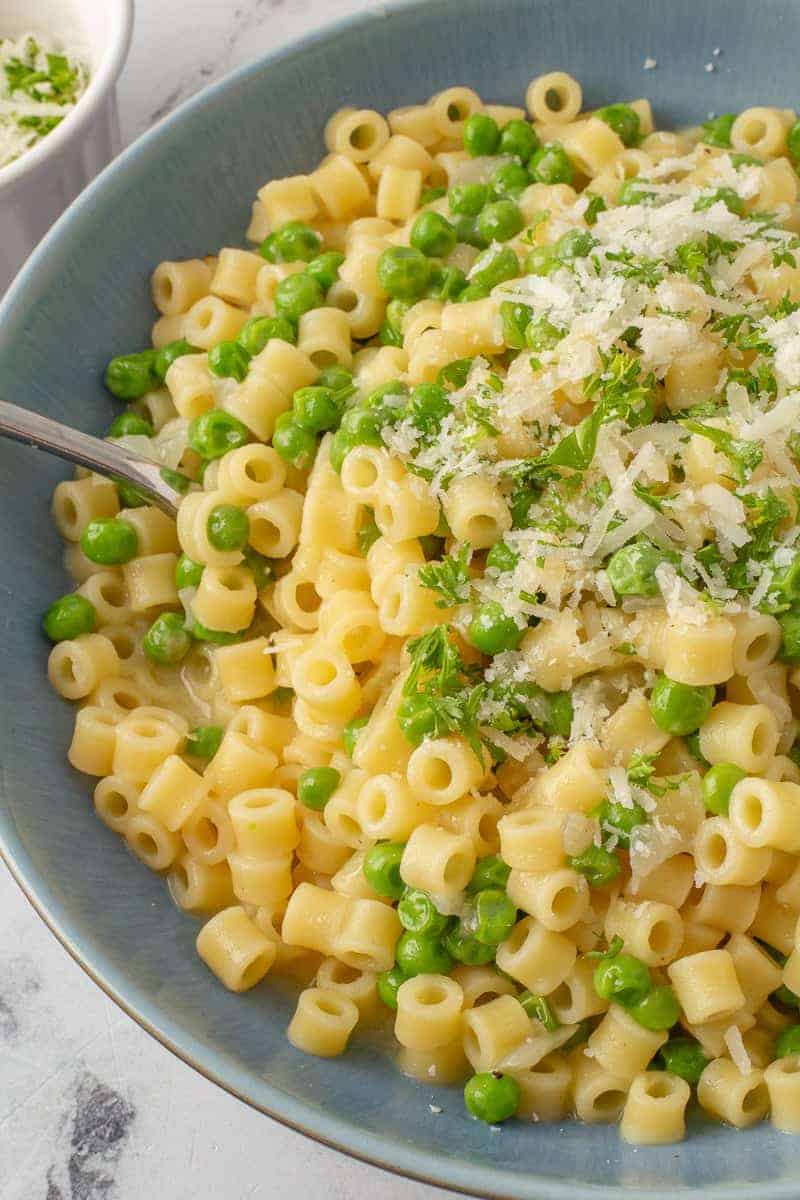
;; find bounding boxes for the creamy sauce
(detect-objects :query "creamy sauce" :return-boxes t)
[0,31,89,168]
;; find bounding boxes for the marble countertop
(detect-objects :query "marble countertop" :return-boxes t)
[1,3,456,1197]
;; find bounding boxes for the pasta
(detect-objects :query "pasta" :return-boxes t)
[42,72,800,1143]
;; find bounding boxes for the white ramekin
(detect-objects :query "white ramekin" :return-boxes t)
[0,0,133,292]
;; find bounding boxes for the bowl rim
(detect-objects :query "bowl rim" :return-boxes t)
[0,0,134,192]
[2,2,800,1196]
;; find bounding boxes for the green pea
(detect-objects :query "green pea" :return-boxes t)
[685,730,709,766]
[420,186,447,206]
[498,118,540,161]
[365,379,409,409]
[272,412,317,468]
[529,142,574,185]
[305,250,344,292]
[162,466,193,492]
[555,228,595,261]
[607,541,666,597]
[376,965,407,1011]
[42,593,96,642]
[477,199,524,244]
[470,244,519,290]
[452,214,488,249]
[329,429,356,473]
[628,984,680,1031]
[188,410,250,460]
[190,619,247,644]
[317,363,355,396]
[377,246,431,300]
[208,340,251,382]
[467,855,510,894]
[468,601,522,655]
[568,844,621,888]
[114,477,149,507]
[702,762,747,816]
[338,401,381,443]
[489,161,530,199]
[381,298,411,346]
[788,121,800,163]
[105,351,157,400]
[459,283,491,302]
[594,952,651,1007]
[776,1026,800,1058]
[186,725,224,759]
[333,407,385,459]
[107,410,154,438]
[363,841,406,900]
[596,103,640,147]
[206,503,249,551]
[464,1071,520,1123]
[297,765,341,810]
[774,985,800,1009]
[500,300,532,349]
[293,385,342,434]
[470,888,517,945]
[449,182,489,216]
[237,315,296,356]
[426,264,468,301]
[343,715,369,758]
[438,357,474,390]
[153,339,199,382]
[410,211,457,258]
[397,692,437,747]
[485,541,520,574]
[379,318,402,347]
[143,612,192,665]
[409,382,452,430]
[242,546,274,590]
[463,112,500,157]
[445,924,496,965]
[779,609,800,660]
[397,888,450,936]
[700,113,736,148]
[658,1036,709,1084]
[175,554,204,589]
[525,316,564,353]
[523,244,557,276]
[649,674,715,736]
[81,517,138,565]
[396,930,453,977]
[596,797,647,850]
[274,272,324,321]
[259,220,322,263]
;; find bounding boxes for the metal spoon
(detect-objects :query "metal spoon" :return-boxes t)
[0,399,182,516]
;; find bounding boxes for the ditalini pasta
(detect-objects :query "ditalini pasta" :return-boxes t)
[41,72,800,1142]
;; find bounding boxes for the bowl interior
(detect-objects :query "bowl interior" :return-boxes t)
[2,1,800,1196]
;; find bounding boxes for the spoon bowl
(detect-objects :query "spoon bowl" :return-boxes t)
[0,399,182,515]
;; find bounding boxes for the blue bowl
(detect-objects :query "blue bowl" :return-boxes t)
[2,1,800,1195]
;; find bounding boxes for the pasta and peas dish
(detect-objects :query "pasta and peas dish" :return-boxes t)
[40,70,800,1143]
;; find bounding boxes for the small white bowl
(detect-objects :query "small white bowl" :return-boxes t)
[0,0,133,291]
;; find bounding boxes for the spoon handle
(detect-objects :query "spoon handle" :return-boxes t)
[0,399,181,516]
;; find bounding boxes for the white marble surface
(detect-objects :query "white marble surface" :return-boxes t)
[0,2,457,1197]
